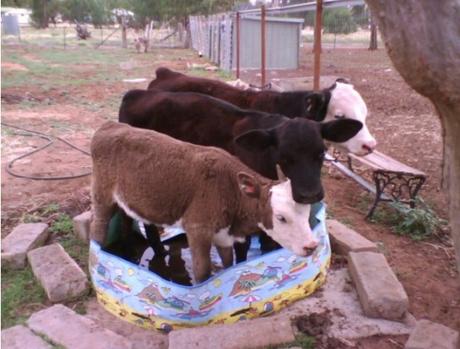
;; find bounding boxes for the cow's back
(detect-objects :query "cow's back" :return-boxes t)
[119,90,264,152]
[91,122,257,224]
[148,68,254,109]
[148,68,319,118]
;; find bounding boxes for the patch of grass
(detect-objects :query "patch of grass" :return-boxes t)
[1,267,47,329]
[294,334,316,349]
[216,69,233,81]
[390,198,447,240]
[267,334,316,349]
[41,203,60,216]
[51,213,89,270]
[21,212,43,223]
[50,213,73,234]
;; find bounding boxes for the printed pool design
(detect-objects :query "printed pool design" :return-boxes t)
[89,202,330,332]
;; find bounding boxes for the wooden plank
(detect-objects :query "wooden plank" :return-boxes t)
[326,154,391,200]
[349,150,425,176]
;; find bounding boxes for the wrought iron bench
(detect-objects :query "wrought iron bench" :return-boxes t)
[326,150,427,218]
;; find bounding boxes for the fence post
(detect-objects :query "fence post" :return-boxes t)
[236,12,240,79]
[313,0,323,90]
[63,26,66,49]
[261,5,266,87]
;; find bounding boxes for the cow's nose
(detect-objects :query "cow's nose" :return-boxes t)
[362,139,377,154]
[295,191,324,204]
[303,240,318,256]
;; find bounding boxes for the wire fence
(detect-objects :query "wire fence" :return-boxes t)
[1,23,185,51]
[187,2,382,73]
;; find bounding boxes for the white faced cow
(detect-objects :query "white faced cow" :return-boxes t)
[90,122,318,283]
[324,81,377,155]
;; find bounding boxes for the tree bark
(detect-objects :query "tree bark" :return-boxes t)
[364,0,460,272]
[121,17,128,49]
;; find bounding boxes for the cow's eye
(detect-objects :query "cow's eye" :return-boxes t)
[334,114,346,119]
[275,214,287,223]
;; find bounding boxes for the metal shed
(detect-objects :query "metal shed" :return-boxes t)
[234,16,304,70]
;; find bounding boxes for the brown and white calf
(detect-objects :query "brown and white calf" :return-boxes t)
[90,122,318,283]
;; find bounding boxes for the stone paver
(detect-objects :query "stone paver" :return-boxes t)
[348,251,408,321]
[27,243,89,302]
[27,304,133,349]
[1,223,49,269]
[168,316,295,349]
[327,219,377,255]
[405,319,459,349]
[73,211,92,241]
[85,298,168,349]
[278,269,415,340]
[1,325,52,349]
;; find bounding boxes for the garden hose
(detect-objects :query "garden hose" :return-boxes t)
[1,122,92,180]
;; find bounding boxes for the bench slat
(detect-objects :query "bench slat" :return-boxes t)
[348,151,425,176]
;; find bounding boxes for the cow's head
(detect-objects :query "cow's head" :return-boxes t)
[237,173,318,256]
[234,118,362,204]
[306,80,377,156]
[325,80,377,155]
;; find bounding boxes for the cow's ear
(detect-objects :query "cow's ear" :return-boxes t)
[305,93,327,121]
[237,172,261,198]
[335,78,351,84]
[321,119,363,143]
[234,129,276,152]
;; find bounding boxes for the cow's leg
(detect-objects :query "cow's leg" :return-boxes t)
[187,232,212,283]
[145,224,167,257]
[90,202,116,245]
[259,232,281,254]
[216,246,233,269]
[234,237,251,263]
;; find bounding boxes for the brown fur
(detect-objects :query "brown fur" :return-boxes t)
[90,122,275,282]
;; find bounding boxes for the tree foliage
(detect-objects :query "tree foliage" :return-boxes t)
[29,0,243,29]
[2,0,32,7]
[323,8,358,35]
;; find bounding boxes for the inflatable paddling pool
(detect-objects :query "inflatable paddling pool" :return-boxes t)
[89,202,330,332]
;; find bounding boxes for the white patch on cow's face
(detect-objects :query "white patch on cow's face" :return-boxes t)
[258,180,318,256]
[325,82,377,155]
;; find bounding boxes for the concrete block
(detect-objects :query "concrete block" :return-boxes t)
[1,223,49,269]
[327,219,377,255]
[27,304,132,349]
[1,325,52,349]
[348,251,408,321]
[168,316,295,349]
[73,211,92,241]
[405,319,459,349]
[27,243,89,302]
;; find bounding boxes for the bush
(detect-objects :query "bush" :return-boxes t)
[390,199,447,240]
[323,8,358,35]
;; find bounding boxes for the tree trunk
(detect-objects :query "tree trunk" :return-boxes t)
[121,17,127,49]
[364,0,460,272]
[368,13,377,50]
[184,18,192,49]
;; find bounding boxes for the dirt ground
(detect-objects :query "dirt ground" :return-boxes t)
[2,41,459,347]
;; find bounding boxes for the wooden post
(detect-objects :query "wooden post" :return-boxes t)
[121,17,127,48]
[236,12,240,79]
[313,0,323,90]
[261,5,266,87]
[63,26,66,49]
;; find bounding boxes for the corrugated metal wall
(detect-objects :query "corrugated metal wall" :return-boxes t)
[234,17,302,70]
[189,14,302,71]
